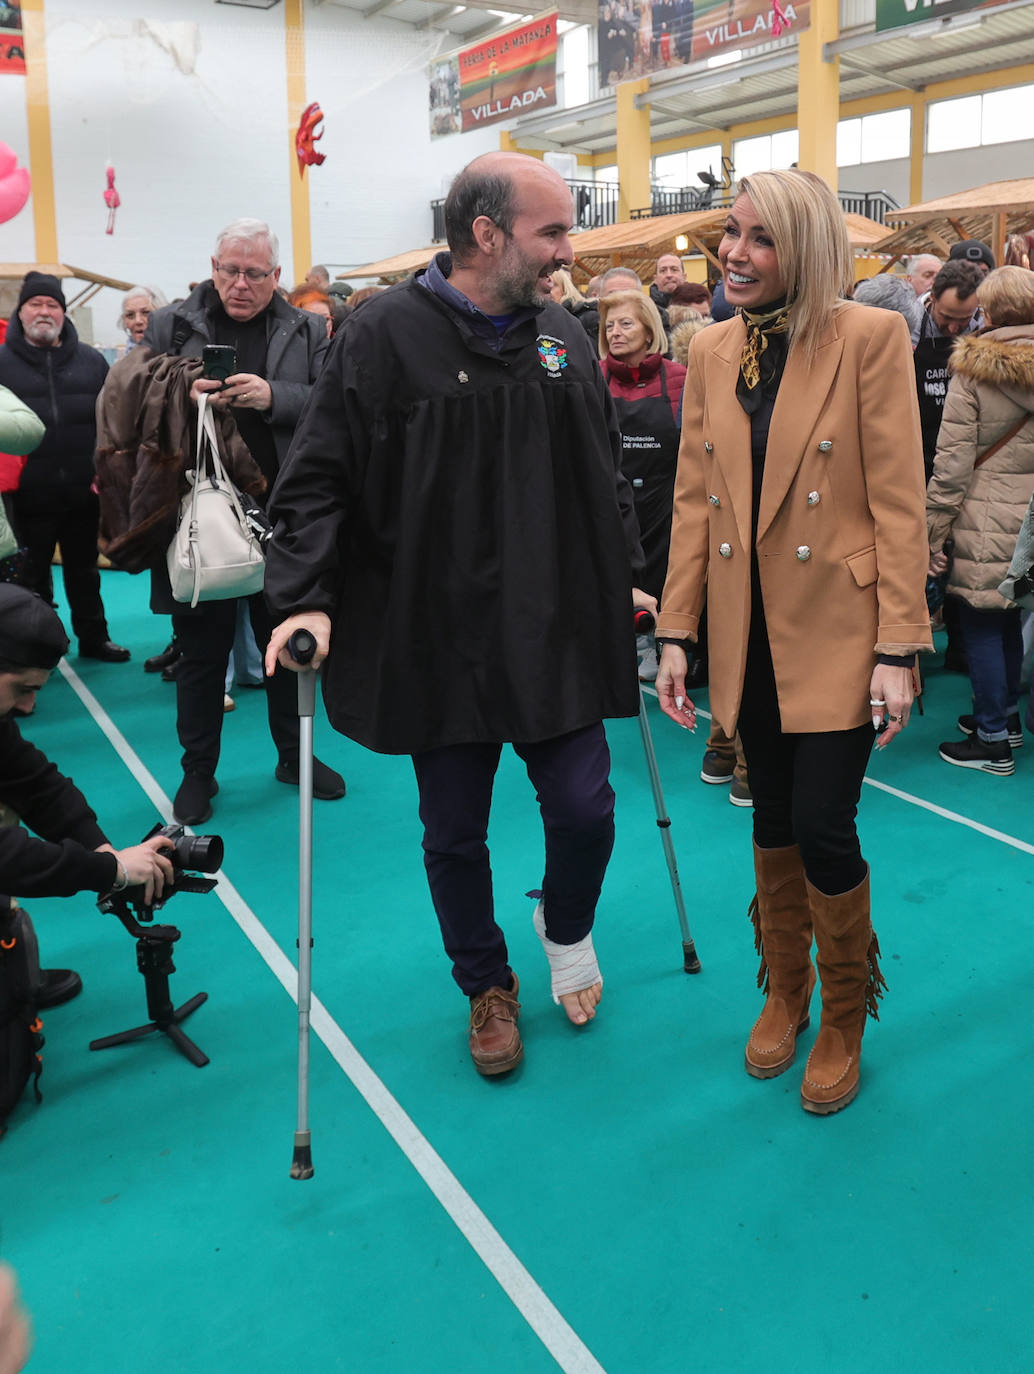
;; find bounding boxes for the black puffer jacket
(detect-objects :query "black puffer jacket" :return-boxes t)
[0,314,108,508]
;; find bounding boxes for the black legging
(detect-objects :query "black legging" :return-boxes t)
[736,609,874,897]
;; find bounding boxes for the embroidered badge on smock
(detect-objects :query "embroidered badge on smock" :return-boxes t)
[457,371,469,383]
[537,336,568,375]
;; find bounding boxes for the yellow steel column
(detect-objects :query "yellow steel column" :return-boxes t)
[20,0,58,263]
[909,93,925,205]
[796,0,839,188]
[499,130,518,151]
[616,79,651,221]
[284,0,312,285]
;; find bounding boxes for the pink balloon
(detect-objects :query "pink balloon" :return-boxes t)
[0,166,31,225]
[0,143,15,179]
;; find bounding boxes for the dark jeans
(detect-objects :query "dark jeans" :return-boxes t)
[412,723,616,997]
[173,594,299,777]
[957,601,1023,743]
[13,492,110,646]
[737,623,874,897]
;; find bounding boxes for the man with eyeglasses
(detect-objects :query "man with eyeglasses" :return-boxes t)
[139,218,343,828]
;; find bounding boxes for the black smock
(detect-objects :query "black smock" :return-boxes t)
[611,365,679,601]
[913,309,955,480]
[265,267,644,756]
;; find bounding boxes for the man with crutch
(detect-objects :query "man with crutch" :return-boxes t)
[265,152,654,1076]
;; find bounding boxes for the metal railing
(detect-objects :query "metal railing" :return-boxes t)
[631,188,900,223]
[432,180,621,241]
[432,184,900,241]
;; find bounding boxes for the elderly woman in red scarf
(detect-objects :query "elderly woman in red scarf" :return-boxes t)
[599,288,686,679]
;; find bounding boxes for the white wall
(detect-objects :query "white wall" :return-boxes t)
[922,139,1034,202]
[1,0,499,345]
[837,157,910,210]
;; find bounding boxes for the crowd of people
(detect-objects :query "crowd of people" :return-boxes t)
[0,153,1033,1134]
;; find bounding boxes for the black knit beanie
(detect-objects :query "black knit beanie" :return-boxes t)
[18,271,67,312]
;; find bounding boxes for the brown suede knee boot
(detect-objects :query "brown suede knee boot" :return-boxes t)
[801,867,886,1115]
[745,842,816,1079]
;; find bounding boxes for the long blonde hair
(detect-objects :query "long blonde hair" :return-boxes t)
[550,267,584,307]
[736,169,852,359]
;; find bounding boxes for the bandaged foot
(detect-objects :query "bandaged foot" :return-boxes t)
[532,901,603,1025]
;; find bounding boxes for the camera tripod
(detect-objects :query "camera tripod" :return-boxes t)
[91,896,210,1067]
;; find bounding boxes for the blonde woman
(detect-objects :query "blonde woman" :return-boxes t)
[655,170,931,1114]
[598,289,686,679]
[550,267,598,341]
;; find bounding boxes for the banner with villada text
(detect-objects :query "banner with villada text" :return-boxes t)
[429,11,558,140]
[598,0,810,87]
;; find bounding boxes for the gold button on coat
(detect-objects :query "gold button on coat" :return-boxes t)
[796,545,812,562]
[719,542,732,558]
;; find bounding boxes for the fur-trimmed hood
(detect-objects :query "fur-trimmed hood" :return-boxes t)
[949,325,1034,411]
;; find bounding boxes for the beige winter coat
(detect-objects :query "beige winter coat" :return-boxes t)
[928,325,1034,610]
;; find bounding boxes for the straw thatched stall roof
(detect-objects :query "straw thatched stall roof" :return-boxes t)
[339,247,437,284]
[876,179,1034,266]
[0,262,133,306]
[568,208,890,282]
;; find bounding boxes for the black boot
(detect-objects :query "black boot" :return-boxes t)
[145,637,181,674]
[173,772,219,825]
[37,968,83,1009]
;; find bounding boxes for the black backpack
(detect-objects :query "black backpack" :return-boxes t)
[0,902,44,1137]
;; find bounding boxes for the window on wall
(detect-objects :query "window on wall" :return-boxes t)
[596,164,618,184]
[732,129,799,179]
[652,145,724,188]
[560,25,591,110]
[927,84,1034,153]
[837,109,911,167]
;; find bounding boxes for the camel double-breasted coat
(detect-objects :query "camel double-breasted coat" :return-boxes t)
[656,300,932,737]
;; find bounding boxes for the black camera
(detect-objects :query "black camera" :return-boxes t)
[92,823,225,1069]
[152,822,223,877]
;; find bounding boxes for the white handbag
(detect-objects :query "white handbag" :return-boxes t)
[167,394,267,609]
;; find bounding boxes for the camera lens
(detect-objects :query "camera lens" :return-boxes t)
[174,833,223,873]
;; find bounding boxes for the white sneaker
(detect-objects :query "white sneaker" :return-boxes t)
[223,694,235,713]
[638,646,658,681]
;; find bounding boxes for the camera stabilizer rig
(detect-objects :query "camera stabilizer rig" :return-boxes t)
[89,824,223,1068]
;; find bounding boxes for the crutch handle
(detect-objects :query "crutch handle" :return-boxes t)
[288,629,318,665]
[633,605,656,636]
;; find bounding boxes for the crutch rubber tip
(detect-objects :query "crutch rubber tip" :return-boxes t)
[682,941,702,974]
[290,1133,314,1180]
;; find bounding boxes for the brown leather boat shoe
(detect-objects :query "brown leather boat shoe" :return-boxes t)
[468,975,522,1076]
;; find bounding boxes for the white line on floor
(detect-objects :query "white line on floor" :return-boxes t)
[57,658,608,1374]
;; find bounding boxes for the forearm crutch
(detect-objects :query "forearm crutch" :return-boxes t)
[288,628,317,1179]
[635,608,701,974]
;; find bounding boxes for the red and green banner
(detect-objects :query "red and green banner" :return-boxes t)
[430,11,558,140]
[598,0,811,86]
[0,4,26,76]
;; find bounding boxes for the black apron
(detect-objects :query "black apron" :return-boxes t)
[913,309,954,481]
[613,365,679,601]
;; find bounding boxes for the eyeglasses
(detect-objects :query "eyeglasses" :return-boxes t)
[214,263,275,284]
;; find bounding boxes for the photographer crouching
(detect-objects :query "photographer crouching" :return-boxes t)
[0,584,174,1010]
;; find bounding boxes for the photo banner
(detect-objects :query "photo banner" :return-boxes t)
[598,0,810,87]
[429,11,558,140]
[0,3,26,75]
[875,0,1004,31]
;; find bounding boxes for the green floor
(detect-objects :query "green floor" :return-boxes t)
[3,572,1032,1373]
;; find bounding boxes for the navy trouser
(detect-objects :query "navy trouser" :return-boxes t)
[737,618,874,897]
[412,723,616,997]
[957,601,1023,743]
